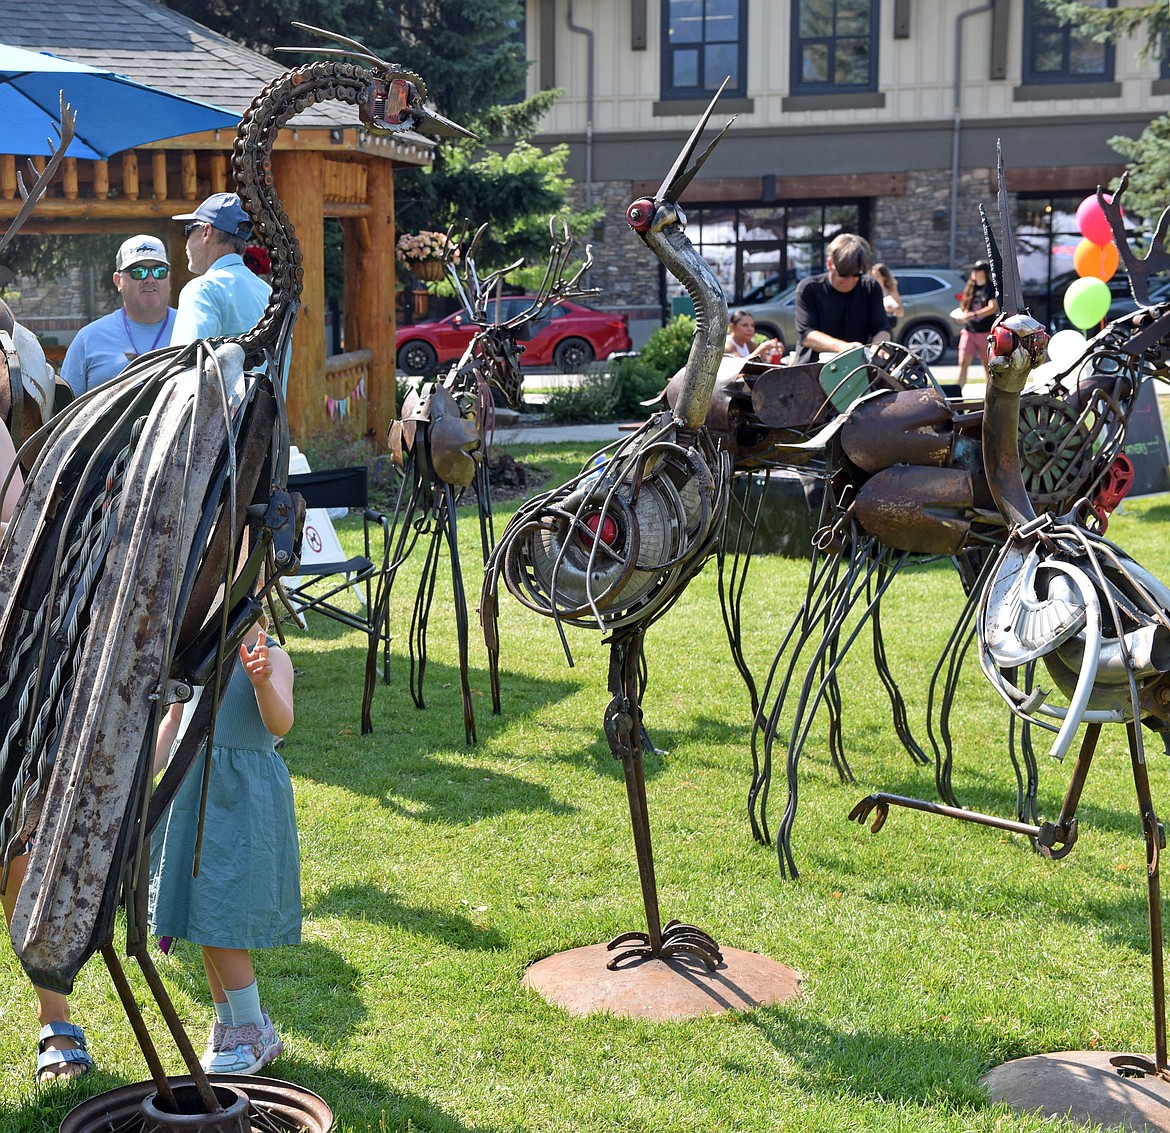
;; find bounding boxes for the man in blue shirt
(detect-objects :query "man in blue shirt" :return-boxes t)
[60,235,176,396]
[171,193,270,344]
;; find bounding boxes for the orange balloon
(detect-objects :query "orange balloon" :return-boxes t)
[1073,237,1119,282]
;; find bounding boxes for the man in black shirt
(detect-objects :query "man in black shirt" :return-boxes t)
[792,233,891,365]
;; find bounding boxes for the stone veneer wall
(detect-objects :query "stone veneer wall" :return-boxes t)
[566,168,1004,316]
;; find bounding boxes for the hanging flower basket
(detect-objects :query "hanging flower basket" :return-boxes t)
[396,230,456,283]
[411,259,444,281]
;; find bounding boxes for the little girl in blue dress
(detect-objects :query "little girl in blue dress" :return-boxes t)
[150,620,298,1074]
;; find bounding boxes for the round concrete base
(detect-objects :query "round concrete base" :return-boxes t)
[982,1050,1170,1132]
[522,943,801,1020]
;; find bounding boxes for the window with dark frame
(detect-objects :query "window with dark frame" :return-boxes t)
[790,0,879,95]
[1022,0,1114,85]
[661,0,747,101]
[658,201,868,306]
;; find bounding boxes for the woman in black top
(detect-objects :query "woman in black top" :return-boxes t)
[956,260,998,389]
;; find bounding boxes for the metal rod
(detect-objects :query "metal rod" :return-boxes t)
[1129,721,1168,1072]
[101,944,179,1111]
[128,939,224,1114]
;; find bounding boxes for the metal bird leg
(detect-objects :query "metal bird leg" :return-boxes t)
[603,628,722,971]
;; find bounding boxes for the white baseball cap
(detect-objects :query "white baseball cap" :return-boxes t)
[116,234,169,271]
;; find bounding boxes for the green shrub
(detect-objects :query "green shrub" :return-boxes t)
[609,313,695,417]
[541,372,620,423]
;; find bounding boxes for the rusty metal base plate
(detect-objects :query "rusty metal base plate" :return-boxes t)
[522,943,801,1020]
[982,1050,1170,1131]
[59,1074,333,1133]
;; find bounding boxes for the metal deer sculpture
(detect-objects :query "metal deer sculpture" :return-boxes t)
[711,182,1169,877]
[377,220,596,743]
[0,25,472,1118]
[850,151,1170,1082]
[482,87,733,970]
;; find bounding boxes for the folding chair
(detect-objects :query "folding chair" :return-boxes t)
[284,466,391,683]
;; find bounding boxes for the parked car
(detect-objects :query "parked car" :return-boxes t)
[737,266,969,365]
[396,296,632,376]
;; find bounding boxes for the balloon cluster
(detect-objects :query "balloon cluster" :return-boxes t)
[1063,193,1120,331]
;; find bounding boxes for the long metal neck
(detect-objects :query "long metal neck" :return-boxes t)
[651,223,726,431]
[231,61,373,363]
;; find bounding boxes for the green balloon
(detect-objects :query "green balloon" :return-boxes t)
[1063,276,1111,330]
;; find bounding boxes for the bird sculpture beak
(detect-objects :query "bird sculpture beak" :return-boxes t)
[980,140,1026,319]
[652,76,736,206]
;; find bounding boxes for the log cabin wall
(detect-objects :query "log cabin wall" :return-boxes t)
[0,128,416,447]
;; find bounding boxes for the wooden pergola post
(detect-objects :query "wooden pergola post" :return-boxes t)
[356,156,396,445]
[274,149,326,441]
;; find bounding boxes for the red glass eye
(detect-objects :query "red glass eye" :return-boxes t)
[626,198,655,234]
[992,325,1015,356]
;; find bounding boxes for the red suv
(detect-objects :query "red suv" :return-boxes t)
[396,296,632,376]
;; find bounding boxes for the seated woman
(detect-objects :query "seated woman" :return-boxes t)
[724,310,783,362]
[870,263,903,331]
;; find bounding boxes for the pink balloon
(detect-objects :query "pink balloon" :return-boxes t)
[1076,193,1116,247]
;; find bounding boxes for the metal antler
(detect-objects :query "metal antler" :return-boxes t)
[1099,171,1170,308]
[0,96,76,261]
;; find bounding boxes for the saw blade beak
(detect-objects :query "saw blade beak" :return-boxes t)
[653,77,735,205]
[411,104,480,141]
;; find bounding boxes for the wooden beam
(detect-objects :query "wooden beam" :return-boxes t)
[274,149,326,441]
[996,164,1125,194]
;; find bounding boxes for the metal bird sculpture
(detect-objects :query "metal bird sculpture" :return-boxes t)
[850,146,1170,1081]
[482,87,734,970]
[0,26,472,1118]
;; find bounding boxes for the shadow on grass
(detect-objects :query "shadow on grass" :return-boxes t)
[305,883,506,951]
[744,1010,997,1113]
[153,938,365,1049]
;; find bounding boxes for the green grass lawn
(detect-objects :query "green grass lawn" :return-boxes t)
[4,445,1170,1132]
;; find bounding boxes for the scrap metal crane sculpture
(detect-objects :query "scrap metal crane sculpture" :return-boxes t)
[0,25,471,1128]
[377,220,596,743]
[482,88,733,970]
[850,148,1170,1086]
[706,185,1167,877]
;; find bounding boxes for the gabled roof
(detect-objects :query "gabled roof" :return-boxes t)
[3,0,433,148]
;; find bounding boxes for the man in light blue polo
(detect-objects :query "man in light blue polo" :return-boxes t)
[170,193,270,344]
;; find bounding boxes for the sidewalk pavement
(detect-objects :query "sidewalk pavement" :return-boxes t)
[496,362,982,446]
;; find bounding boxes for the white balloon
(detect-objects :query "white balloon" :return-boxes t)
[1046,328,1089,370]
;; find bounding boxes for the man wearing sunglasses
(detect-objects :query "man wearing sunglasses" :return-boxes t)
[170,193,270,346]
[791,232,890,366]
[61,235,177,396]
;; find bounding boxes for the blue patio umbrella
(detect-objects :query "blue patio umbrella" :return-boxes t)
[0,42,239,160]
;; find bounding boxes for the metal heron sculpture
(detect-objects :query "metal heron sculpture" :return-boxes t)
[0,25,472,1123]
[483,86,733,971]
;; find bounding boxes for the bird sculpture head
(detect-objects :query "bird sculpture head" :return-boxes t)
[624,81,735,432]
[279,24,478,142]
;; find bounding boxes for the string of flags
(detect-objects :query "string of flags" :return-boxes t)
[326,375,366,420]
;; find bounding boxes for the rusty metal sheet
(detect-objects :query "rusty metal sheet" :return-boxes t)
[854,465,974,554]
[750,364,831,429]
[840,388,954,473]
[10,347,233,991]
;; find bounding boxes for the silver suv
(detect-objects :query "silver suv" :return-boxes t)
[737,267,968,365]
